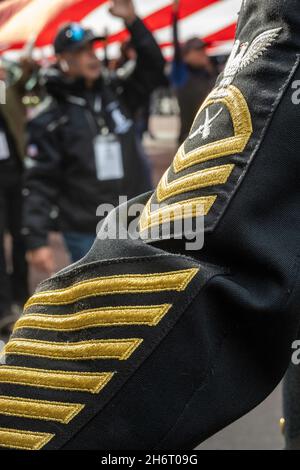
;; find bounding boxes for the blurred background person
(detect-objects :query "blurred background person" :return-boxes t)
[170,0,218,144]
[0,56,36,335]
[114,39,164,141]
[23,0,166,274]
[117,39,137,72]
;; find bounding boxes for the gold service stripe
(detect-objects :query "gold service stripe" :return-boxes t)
[0,427,54,450]
[25,269,199,309]
[0,366,114,394]
[5,338,143,361]
[0,396,83,424]
[14,304,172,331]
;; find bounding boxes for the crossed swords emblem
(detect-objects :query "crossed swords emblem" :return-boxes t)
[188,27,283,141]
[189,107,223,141]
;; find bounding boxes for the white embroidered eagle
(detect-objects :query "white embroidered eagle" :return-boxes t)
[220,27,282,88]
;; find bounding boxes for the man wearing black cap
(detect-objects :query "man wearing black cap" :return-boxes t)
[23,0,165,273]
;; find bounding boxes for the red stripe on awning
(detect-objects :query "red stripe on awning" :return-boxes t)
[0,0,237,55]
[158,22,236,48]
[39,0,220,49]
[0,0,32,28]
[35,0,107,46]
[205,23,236,44]
[105,0,220,46]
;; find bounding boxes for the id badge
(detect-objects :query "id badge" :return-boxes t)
[94,134,124,181]
[0,131,10,161]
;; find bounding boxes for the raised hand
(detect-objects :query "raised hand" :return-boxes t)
[108,0,136,24]
[172,0,180,13]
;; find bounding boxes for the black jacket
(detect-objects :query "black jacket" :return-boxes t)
[23,18,165,250]
[1,0,300,451]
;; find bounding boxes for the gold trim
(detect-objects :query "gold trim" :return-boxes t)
[25,269,199,309]
[0,427,54,450]
[173,85,252,173]
[139,85,252,233]
[156,164,234,203]
[0,396,83,424]
[139,195,216,232]
[0,366,114,394]
[14,304,172,331]
[5,338,143,361]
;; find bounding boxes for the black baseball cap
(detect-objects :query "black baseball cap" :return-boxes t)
[54,23,105,54]
[182,37,207,55]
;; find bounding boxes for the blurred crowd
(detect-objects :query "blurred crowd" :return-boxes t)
[0,0,226,336]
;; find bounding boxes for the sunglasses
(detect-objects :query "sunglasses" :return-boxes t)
[66,24,86,42]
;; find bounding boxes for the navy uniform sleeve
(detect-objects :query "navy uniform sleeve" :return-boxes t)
[1,0,300,450]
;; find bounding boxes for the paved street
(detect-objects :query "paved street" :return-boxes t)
[197,386,283,450]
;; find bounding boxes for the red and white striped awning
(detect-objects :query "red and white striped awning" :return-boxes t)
[0,0,242,60]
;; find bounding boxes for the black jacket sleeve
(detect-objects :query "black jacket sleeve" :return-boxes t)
[23,112,62,250]
[120,17,167,113]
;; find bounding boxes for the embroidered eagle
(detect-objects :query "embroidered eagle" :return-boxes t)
[220,27,282,88]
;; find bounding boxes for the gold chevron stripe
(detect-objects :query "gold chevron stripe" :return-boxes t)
[0,396,83,424]
[14,304,172,332]
[173,85,252,173]
[139,195,216,233]
[156,164,234,203]
[0,427,54,450]
[4,338,143,361]
[139,86,252,232]
[25,269,198,309]
[0,366,114,394]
